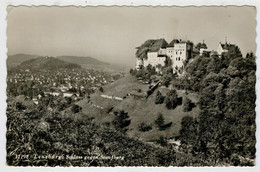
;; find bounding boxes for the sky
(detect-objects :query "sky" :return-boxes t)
[7,6,256,66]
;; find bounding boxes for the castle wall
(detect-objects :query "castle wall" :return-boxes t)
[144,52,166,67]
[166,47,175,62]
[172,43,187,72]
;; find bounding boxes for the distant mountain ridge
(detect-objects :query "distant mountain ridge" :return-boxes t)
[7,54,108,67]
[18,56,81,71]
[7,54,39,67]
[57,55,108,66]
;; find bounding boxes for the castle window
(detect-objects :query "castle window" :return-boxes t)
[180,52,182,55]
[179,57,180,61]
[176,52,178,55]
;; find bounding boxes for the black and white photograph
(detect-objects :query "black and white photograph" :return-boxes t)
[3,5,257,167]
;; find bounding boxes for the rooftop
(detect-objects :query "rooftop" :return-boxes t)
[148,39,168,52]
[167,39,180,47]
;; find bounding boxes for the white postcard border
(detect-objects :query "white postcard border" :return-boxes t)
[0,0,259,172]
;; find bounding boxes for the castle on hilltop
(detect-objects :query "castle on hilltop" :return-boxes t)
[136,38,193,74]
[135,38,239,74]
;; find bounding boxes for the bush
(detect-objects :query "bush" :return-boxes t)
[183,97,195,112]
[71,104,82,113]
[138,122,152,132]
[165,90,179,109]
[155,113,165,128]
[155,91,165,104]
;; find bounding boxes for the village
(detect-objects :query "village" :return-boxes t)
[6,67,120,105]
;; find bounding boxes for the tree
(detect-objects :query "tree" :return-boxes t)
[135,68,145,78]
[155,91,165,104]
[155,113,165,128]
[183,97,195,112]
[185,56,211,80]
[165,90,179,109]
[146,64,153,72]
[195,42,202,50]
[161,74,173,87]
[71,104,82,113]
[179,116,200,154]
[195,42,207,50]
[246,52,256,62]
[112,110,131,132]
[162,66,173,75]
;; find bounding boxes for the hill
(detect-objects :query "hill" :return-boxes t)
[7,53,38,67]
[7,54,129,74]
[76,74,200,142]
[7,54,108,67]
[18,56,81,71]
[57,56,130,74]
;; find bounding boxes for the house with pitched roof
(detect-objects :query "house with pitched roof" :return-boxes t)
[217,42,237,57]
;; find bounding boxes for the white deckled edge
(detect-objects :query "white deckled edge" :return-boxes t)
[0,1,259,172]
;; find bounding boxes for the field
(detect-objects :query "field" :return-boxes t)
[76,74,200,141]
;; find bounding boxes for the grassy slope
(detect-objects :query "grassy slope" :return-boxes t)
[78,75,200,142]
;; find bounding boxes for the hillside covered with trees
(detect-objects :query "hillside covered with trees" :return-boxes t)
[18,56,81,71]
[177,52,256,165]
[130,47,256,165]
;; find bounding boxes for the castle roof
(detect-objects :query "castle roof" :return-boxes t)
[148,39,168,52]
[135,39,168,59]
[167,39,180,47]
